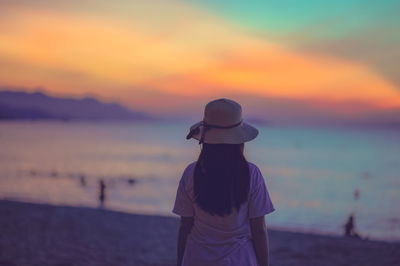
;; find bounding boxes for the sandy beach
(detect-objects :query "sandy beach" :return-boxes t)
[0,200,399,266]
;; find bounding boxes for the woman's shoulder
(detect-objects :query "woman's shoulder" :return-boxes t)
[180,161,197,186]
[247,161,265,189]
[247,161,261,176]
[183,161,197,174]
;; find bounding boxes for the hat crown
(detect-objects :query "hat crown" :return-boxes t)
[203,98,242,126]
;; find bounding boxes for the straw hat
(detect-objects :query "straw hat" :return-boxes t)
[186,98,259,144]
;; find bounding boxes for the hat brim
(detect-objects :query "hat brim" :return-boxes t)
[188,121,259,144]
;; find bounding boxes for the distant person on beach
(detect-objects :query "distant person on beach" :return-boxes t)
[173,99,275,266]
[344,214,361,238]
[80,175,86,187]
[99,179,106,208]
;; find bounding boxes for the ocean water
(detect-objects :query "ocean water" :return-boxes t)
[0,121,399,241]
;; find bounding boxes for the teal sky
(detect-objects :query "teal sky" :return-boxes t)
[191,0,400,88]
[192,0,399,37]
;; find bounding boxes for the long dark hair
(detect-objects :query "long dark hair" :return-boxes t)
[194,143,250,216]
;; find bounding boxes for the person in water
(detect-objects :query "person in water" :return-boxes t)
[173,99,275,266]
[99,179,106,208]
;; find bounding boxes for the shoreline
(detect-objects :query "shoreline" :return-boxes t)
[3,196,398,244]
[1,200,399,266]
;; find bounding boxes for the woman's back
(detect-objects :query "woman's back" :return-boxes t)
[173,161,274,265]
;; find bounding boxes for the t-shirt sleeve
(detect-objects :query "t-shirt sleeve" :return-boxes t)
[172,166,195,217]
[248,166,275,218]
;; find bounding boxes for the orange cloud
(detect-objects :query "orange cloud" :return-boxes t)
[0,2,400,113]
[144,44,400,109]
[0,9,212,85]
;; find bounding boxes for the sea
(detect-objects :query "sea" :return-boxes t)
[0,121,399,241]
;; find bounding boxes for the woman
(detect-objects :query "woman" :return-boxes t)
[173,98,275,266]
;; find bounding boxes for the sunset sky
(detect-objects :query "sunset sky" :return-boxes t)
[0,0,399,124]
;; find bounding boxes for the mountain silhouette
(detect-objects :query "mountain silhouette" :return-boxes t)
[0,90,154,121]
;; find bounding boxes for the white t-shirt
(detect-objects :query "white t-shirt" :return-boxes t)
[173,161,275,266]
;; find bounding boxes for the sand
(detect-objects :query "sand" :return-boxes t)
[0,200,399,266]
